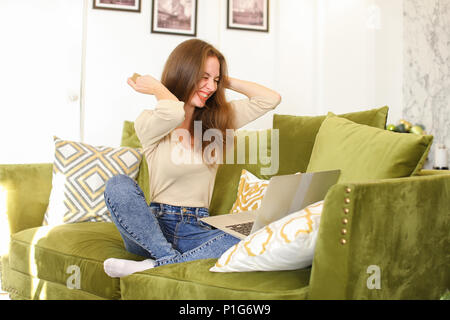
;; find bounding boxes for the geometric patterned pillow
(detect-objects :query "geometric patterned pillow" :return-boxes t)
[43,137,143,225]
[210,200,324,272]
[229,169,269,214]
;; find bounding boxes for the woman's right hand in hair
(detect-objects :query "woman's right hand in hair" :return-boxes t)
[127,75,179,101]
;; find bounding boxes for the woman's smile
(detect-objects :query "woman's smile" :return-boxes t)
[197,90,210,102]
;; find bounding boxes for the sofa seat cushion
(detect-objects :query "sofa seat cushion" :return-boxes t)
[120,259,311,300]
[1,254,106,300]
[8,222,144,300]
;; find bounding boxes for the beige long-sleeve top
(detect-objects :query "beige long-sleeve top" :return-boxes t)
[134,96,280,208]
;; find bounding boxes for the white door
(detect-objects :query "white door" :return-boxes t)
[0,0,84,164]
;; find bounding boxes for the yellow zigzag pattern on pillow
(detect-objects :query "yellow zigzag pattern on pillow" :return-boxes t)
[280,205,321,244]
[230,169,269,214]
[244,226,274,257]
[215,201,324,268]
[44,137,142,225]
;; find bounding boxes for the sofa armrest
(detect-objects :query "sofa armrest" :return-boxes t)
[0,163,53,235]
[308,171,450,299]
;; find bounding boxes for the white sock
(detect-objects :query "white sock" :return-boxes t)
[103,258,156,278]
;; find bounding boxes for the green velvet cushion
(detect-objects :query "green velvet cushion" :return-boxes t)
[8,222,144,300]
[120,258,311,300]
[309,172,450,299]
[306,114,433,183]
[273,106,389,175]
[121,121,150,203]
[209,129,276,215]
[0,163,53,234]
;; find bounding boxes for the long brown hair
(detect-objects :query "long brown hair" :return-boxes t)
[160,39,235,162]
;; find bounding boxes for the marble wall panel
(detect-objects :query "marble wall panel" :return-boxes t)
[403,0,450,168]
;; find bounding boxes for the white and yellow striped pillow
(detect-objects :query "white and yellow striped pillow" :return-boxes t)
[211,200,324,272]
[43,137,143,225]
[230,169,269,214]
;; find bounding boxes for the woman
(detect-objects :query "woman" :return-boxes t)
[103,39,281,277]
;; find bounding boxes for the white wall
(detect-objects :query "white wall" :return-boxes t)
[84,0,405,148]
[0,0,83,164]
[375,0,403,124]
[0,0,406,162]
[276,0,317,116]
[85,0,402,145]
[83,0,280,147]
[315,0,403,123]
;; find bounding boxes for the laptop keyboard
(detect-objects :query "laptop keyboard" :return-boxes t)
[226,222,254,236]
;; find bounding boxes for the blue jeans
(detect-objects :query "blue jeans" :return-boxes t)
[104,175,240,267]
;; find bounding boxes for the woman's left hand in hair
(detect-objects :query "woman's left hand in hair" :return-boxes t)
[226,77,281,104]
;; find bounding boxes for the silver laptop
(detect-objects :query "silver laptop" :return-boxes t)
[200,169,341,239]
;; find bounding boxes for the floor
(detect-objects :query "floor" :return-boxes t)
[0,293,9,300]
[0,278,10,300]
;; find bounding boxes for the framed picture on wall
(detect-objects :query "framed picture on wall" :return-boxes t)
[227,0,269,32]
[93,0,141,12]
[151,0,197,37]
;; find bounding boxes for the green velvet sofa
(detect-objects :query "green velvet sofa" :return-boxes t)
[1,107,449,300]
